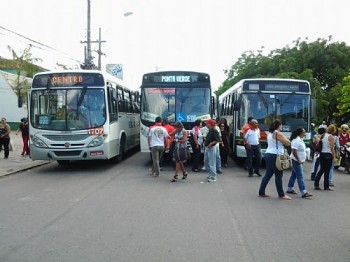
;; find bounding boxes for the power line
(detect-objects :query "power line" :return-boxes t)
[0,25,83,63]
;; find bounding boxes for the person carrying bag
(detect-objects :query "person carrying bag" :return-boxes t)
[259,120,292,200]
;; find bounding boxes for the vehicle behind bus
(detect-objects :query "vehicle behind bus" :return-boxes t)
[218,78,313,161]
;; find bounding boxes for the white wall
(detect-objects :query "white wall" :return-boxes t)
[0,71,27,122]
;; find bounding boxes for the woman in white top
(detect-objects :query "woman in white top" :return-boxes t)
[314,124,336,190]
[287,128,312,198]
[258,120,291,200]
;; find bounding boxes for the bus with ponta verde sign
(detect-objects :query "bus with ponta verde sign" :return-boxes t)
[140,71,215,153]
[28,70,140,165]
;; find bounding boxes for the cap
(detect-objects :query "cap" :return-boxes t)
[341,124,349,130]
[206,119,216,126]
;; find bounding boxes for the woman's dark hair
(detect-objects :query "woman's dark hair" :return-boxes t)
[174,121,183,129]
[290,128,305,140]
[318,127,326,135]
[269,120,282,133]
[194,119,201,126]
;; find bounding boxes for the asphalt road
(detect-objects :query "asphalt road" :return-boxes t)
[0,152,349,262]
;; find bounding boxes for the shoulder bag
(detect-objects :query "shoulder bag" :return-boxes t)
[275,132,292,171]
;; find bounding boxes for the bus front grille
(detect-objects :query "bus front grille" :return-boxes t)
[43,134,90,141]
[53,150,82,157]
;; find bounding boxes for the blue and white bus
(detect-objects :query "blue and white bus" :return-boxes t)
[140,71,214,153]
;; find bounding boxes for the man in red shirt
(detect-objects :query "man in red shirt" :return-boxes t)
[339,124,350,146]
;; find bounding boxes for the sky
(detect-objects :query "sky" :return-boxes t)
[1,0,350,91]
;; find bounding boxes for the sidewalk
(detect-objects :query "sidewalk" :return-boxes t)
[0,131,51,177]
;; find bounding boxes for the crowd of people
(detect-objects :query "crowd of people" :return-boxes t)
[147,116,349,200]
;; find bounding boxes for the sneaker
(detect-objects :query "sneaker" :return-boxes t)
[314,187,321,190]
[207,179,217,183]
[279,195,292,200]
[286,190,298,195]
[254,171,262,177]
[248,173,253,177]
[329,183,334,187]
[324,188,334,191]
[217,170,222,174]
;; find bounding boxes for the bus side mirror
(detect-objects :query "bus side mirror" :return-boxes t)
[18,96,23,108]
[211,96,216,116]
[233,99,241,111]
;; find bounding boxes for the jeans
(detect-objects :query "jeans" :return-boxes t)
[191,142,201,170]
[288,160,307,195]
[205,146,217,180]
[246,145,261,174]
[151,146,164,176]
[314,153,333,189]
[259,153,285,197]
[310,155,320,180]
[216,146,221,171]
[0,137,10,158]
[328,161,334,183]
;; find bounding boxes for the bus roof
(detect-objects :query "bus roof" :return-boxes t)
[219,78,310,101]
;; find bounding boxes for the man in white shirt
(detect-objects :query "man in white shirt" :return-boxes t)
[148,117,169,177]
[244,119,261,177]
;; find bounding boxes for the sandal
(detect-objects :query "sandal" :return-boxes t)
[171,175,178,182]
[302,192,313,198]
[182,172,188,180]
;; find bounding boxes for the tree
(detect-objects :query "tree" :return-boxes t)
[217,38,350,125]
[336,72,350,122]
[7,45,42,107]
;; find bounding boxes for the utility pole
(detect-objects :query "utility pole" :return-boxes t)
[80,1,106,70]
[96,28,106,70]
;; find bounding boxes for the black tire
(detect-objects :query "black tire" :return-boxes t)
[116,136,126,163]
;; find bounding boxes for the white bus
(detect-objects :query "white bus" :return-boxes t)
[29,70,140,164]
[140,71,214,153]
[218,78,313,160]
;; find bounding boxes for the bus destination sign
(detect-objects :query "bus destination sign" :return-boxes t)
[161,75,191,83]
[32,73,104,88]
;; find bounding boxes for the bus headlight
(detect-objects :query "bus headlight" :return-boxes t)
[32,137,48,148]
[88,136,104,147]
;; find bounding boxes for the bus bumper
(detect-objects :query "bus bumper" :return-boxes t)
[29,144,109,161]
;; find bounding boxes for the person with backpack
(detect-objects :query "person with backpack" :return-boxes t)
[310,128,326,181]
[314,125,337,191]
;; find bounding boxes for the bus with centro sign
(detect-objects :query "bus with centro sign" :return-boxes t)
[140,71,215,153]
[218,78,314,161]
[28,70,140,165]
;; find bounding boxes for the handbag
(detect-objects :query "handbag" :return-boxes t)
[275,132,292,171]
[173,144,191,162]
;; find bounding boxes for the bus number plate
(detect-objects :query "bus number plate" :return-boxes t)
[87,127,104,136]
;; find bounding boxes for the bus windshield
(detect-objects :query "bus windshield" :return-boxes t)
[30,88,106,131]
[141,87,211,123]
[239,93,310,132]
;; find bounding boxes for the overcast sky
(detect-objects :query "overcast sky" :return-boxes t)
[1,0,350,90]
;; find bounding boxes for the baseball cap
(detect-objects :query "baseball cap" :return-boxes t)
[206,119,216,126]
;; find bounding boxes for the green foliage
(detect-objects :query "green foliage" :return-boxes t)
[336,72,350,122]
[217,37,350,125]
